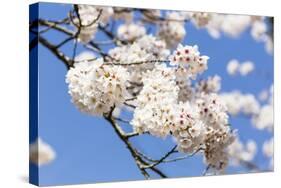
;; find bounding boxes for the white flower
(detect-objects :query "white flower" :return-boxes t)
[228,138,257,166]
[226,59,240,75]
[30,138,56,166]
[66,58,129,115]
[239,61,255,76]
[75,51,96,62]
[220,15,251,38]
[258,89,269,102]
[227,59,255,76]
[108,35,170,84]
[252,104,273,131]
[220,91,241,115]
[240,94,260,115]
[173,102,205,153]
[203,127,235,171]
[176,78,194,102]
[170,44,209,79]
[131,64,179,137]
[262,138,273,169]
[220,91,260,116]
[251,20,267,41]
[74,5,113,43]
[191,12,213,28]
[158,12,186,48]
[117,23,146,41]
[142,9,162,22]
[113,7,134,22]
[206,14,225,39]
[265,35,273,54]
[196,75,221,94]
[263,138,273,158]
[109,35,169,63]
[196,93,229,129]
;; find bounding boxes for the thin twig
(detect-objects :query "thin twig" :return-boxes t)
[104,59,170,66]
[144,145,177,168]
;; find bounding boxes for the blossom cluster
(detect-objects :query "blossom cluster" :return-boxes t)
[220,85,273,133]
[226,59,255,76]
[177,12,272,54]
[117,23,146,42]
[30,138,56,166]
[220,91,260,116]
[74,5,114,43]
[170,44,209,79]
[64,5,274,172]
[262,138,273,169]
[227,137,257,166]
[66,42,237,171]
[66,58,129,115]
[131,68,235,171]
[158,12,186,48]
[108,35,170,85]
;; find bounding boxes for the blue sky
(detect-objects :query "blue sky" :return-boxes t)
[30,2,273,186]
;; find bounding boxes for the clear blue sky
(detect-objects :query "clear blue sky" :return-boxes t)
[30,2,273,186]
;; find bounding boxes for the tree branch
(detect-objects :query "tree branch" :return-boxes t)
[103,107,167,179]
[38,36,72,69]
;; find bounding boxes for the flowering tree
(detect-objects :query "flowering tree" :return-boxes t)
[29,4,273,178]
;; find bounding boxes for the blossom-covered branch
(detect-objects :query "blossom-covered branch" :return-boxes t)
[30,4,273,177]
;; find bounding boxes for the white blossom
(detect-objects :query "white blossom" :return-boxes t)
[251,20,267,41]
[75,51,96,62]
[176,78,194,102]
[220,91,260,116]
[191,12,213,28]
[220,15,251,38]
[158,12,186,48]
[263,138,273,158]
[113,7,134,22]
[252,104,273,131]
[196,93,229,130]
[74,5,113,43]
[228,138,257,166]
[258,89,269,102]
[265,35,273,54]
[108,35,170,84]
[117,23,146,41]
[239,61,255,76]
[172,102,205,153]
[170,44,209,79]
[262,138,273,169]
[227,59,255,76]
[66,58,129,115]
[196,75,221,94]
[203,124,235,171]
[252,85,273,131]
[131,64,179,137]
[30,138,56,166]
[226,59,240,75]
[142,9,162,22]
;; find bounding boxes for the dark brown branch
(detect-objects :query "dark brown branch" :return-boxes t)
[98,25,128,45]
[38,36,71,69]
[104,108,150,179]
[123,102,136,109]
[104,107,167,178]
[113,117,131,124]
[104,59,170,66]
[144,145,177,168]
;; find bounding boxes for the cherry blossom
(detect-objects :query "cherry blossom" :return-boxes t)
[30,138,56,166]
